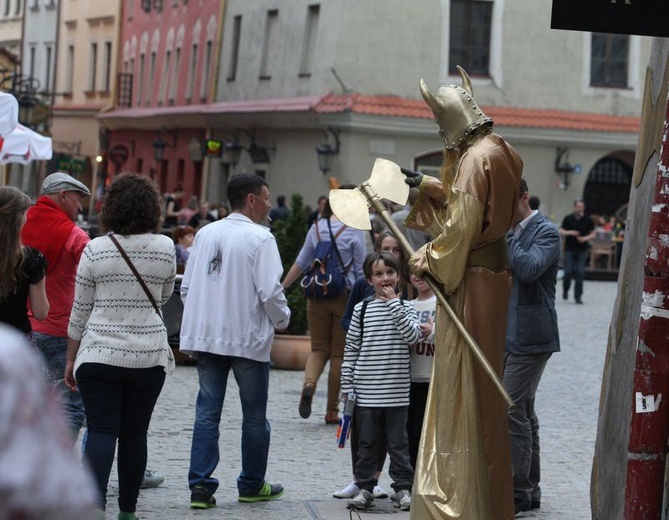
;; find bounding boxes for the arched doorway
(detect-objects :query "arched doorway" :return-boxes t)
[583,151,633,219]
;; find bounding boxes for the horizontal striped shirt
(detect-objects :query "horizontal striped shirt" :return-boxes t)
[341,298,421,407]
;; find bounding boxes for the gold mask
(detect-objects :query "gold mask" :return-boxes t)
[419,66,493,150]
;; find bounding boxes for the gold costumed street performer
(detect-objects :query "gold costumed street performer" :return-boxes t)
[403,67,522,519]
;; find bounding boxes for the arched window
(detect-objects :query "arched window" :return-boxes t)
[583,156,632,217]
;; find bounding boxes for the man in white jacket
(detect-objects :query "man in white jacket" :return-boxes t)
[180,173,291,509]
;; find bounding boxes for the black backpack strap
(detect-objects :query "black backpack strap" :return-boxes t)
[359,299,370,339]
[327,217,352,276]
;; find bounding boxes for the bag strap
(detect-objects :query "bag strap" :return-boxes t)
[108,232,162,317]
[327,217,352,276]
[359,298,370,339]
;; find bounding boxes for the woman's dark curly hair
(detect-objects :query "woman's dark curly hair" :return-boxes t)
[100,172,163,235]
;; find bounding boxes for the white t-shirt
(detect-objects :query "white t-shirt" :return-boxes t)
[410,295,436,383]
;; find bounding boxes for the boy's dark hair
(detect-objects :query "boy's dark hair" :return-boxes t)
[227,174,268,210]
[363,251,401,279]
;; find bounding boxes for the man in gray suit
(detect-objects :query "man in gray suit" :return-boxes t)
[504,178,561,515]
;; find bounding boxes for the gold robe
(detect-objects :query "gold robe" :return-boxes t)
[407,133,522,520]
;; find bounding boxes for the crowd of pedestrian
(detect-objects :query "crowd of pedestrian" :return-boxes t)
[0,163,576,519]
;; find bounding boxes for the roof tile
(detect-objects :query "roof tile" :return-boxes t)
[315,93,640,133]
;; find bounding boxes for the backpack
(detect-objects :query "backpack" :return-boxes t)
[300,218,352,300]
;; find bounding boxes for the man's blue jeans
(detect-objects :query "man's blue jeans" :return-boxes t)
[33,332,86,438]
[188,352,271,496]
[562,250,588,301]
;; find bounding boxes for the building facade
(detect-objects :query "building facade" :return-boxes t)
[2,0,651,225]
[99,0,224,207]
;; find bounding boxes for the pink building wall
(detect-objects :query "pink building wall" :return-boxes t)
[106,0,223,200]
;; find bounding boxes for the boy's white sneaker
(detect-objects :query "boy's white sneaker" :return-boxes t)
[333,481,359,499]
[394,489,411,511]
[347,489,375,510]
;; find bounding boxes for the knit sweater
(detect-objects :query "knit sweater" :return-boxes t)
[341,298,421,407]
[68,233,176,374]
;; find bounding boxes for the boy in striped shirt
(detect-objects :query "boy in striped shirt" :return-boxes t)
[340,251,422,511]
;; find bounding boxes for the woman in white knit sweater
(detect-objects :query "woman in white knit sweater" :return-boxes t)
[65,173,176,520]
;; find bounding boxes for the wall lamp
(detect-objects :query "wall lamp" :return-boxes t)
[554,147,581,190]
[315,128,340,175]
[152,128,178,162]
[1,68,46,130]
[221,128,275,166]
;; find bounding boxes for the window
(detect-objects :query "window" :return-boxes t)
[259,9,278,79]
[137,53,145,105]
[4,0,10,16]
[185,43,197,101]
[88,42,98,91]
[158,49,171,105]
[44,44,52,92]
[449,0,492,76]
[65,44,74,93]
[16,0,22,14]
[199,41,212,101]
[146,51,156,103]
[299,4,319,77]
[29,46,36,80]
[590,33,629,88]
[227,15,241,81]
[169,47,181,103]
[102,41,112,91]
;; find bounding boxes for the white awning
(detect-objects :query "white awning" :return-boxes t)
[0,91,19,136]
[0,123,52,164]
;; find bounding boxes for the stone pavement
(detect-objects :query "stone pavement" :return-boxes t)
[99,280,617,519]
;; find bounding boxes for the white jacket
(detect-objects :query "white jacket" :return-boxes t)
[179,213,290,361]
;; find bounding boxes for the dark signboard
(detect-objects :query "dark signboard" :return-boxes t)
[551,0,669,38]
[108,144,129,167]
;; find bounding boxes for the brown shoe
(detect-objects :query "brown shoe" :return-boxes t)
[325,412,340,425]
[299,383,314,418]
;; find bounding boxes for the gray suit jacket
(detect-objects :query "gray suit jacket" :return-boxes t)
[505,211,561,355]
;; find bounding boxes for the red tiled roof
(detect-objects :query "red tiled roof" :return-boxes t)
[315,93,640,134]
[99,91,640,134]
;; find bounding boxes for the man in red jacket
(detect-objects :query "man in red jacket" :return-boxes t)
[22,172,91,439]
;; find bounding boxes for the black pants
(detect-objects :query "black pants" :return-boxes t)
[354,405,414,493]
[76,363,165,512]
[407,382,429,469]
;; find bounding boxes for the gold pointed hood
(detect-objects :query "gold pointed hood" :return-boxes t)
[419,66,493,149]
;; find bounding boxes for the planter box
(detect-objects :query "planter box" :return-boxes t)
[271,334,311,370]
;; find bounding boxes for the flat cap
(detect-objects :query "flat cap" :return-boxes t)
[41,172,91,196]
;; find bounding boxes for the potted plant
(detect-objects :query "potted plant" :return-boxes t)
[272,193,311,369]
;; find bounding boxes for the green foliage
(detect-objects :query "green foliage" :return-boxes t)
[275,193,309,335]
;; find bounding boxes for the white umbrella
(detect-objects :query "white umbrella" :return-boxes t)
[0,123,53,164]
[0,91,19,136]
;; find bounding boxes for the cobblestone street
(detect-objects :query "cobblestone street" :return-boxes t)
[99,280,618,519]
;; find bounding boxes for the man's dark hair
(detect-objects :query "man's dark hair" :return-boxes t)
[519,178,528,196]
[363,251,401,279]
[100,172,163,234]
[529,195,540,210]
[227,174,268,211]
[277,195,286,206]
